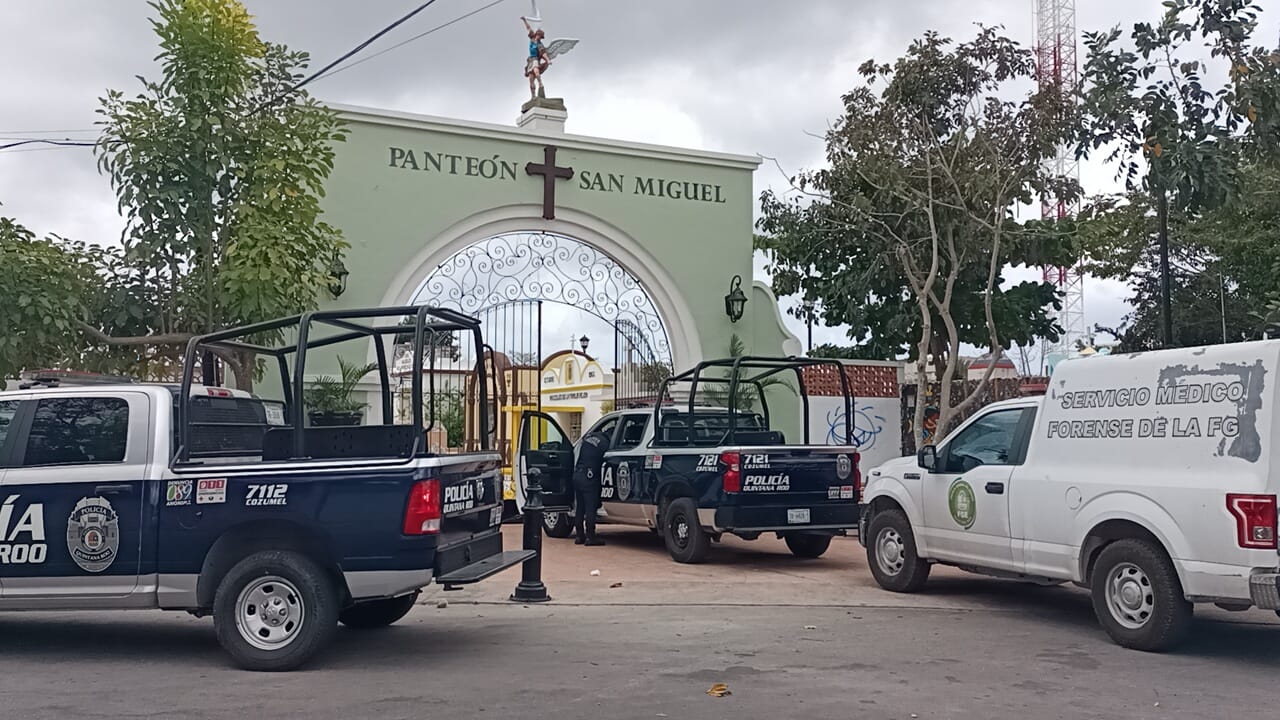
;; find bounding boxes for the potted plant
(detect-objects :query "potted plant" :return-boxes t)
[304,357,378,426]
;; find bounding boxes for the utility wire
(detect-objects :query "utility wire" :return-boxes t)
[250,0,445,114]
[311,0,510,83]
[3,0,461,154]
[0,138,96,151]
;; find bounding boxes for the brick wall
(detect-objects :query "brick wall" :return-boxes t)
[800,363,899,398]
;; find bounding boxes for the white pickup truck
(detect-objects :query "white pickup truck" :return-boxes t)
[860,340,1280,651]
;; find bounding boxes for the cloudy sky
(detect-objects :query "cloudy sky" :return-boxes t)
[2,0,1275,369]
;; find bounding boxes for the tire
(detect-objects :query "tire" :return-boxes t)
[866,509,930,593]
[543,511,574,539]
[785,533,833,559]
[338,592,419,629]
[212,550,340,672]
[1089,539,1193,652]
[662,497,710,563]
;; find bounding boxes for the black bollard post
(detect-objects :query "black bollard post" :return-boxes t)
[511,467,551,603]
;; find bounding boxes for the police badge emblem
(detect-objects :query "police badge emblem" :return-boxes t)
[617,462,632,501]
[66,496,120,573]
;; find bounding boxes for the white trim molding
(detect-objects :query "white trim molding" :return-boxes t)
[329,102,763,171]
[752,281,803,357]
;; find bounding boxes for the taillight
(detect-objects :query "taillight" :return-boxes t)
[721,452,741,493]
[404,479,441,535]
[1226,494,1277,550]
[853,452,864,494]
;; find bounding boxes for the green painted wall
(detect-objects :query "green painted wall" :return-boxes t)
[288,103,801,426]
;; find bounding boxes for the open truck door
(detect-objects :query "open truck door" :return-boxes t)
[516,411,575,512]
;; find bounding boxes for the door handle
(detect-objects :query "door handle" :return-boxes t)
[984,482,1005,495]
[94,484,133,496]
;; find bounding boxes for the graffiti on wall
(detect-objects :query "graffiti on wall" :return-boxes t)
[824,403,887,451]
[808,395,902,471]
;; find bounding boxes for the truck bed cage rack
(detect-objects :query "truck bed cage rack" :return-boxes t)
[655,355,854,447]
[175,305,492,465]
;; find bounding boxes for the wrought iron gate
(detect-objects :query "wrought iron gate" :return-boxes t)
[613,318,670,408]
[412,231,674,411]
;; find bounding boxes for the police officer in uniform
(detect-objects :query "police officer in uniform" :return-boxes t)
[572,428,611,546]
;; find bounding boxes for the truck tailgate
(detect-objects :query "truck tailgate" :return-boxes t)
[732,447,859,504]
[715,446,861,532]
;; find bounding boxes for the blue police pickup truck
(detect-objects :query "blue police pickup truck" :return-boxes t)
[0,306,531,671]
[512,356,863,563]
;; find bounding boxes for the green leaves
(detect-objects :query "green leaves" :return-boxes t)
[0,217,97,380]
[756,25,1078,377]
[1078,0,1280,349]
[1078,0,1273,214]
[78,0,348,386]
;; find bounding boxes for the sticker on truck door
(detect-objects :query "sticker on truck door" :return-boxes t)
[67,497,120,573]
[617,462,632,501]
[948,480,976,529]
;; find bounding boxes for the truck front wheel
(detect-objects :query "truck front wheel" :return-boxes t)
[866,509,930,592]
[1090,539,1192,652]
[784,533,833,559]
[339,592,420,629]
[212,550,340,672]
[662,497,710,563]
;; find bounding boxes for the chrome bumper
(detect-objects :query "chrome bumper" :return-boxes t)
[1249,570,1280,610]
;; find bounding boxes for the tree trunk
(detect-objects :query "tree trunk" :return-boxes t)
[1157,188,1173,349]
[227,351,256,393]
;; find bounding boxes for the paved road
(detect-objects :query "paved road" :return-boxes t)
[0,526,1275,719]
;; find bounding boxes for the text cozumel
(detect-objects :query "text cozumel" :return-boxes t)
[387,147,728,205]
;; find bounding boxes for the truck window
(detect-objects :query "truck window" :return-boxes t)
[615,414,649,449]
[0,400,17,449]
[22,397,130,467]
[587,416,619,440]
[941,408,1027,473]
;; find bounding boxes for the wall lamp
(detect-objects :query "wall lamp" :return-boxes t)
[724,274,748,323]
[327,253,349,298]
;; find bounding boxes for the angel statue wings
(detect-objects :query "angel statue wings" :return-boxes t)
[521,2,578,99]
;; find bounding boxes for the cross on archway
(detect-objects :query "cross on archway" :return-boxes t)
[525,145,574,220]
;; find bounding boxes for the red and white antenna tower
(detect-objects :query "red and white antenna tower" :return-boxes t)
[1035,0,1086,367]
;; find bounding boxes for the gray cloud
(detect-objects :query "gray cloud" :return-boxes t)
[2,0,1274,354]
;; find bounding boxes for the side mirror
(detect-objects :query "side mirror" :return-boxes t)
[918,445,938,472]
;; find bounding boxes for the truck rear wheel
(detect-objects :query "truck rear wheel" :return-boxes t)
[338,592,419,629]
[1090,539,1192,652]
[866,509,930,592]
[213,550,340,672]
[784,533,833,559]
[663,497,710,563]
[543,511,574,539]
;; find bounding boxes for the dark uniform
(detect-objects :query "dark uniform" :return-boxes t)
[573,430,611,545]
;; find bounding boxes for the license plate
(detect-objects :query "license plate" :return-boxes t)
[787,508,810,524]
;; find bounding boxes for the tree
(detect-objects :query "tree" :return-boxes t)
[80,0,348,388]
[434,391,466,447]
[1082,156,1280,349]
[756,26,1078,441]
[636,361,672,393]
[699,334,796,412]
[1077,0,1277,347]
[508,351,541,367]
[0,216,96,381]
